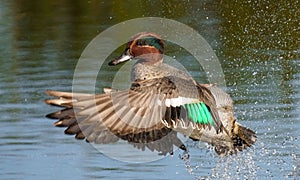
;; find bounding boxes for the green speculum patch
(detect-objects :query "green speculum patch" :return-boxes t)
[182,102,213,125]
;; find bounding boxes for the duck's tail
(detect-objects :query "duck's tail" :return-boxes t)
[231,122,257,151]
[213,121,256,156]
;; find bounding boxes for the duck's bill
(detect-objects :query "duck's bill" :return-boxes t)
[108,50,132,66]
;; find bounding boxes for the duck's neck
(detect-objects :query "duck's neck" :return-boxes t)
[131,59,164,82]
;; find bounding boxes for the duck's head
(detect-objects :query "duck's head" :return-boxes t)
[109,32,165,66]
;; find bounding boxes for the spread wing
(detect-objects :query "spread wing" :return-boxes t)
[45,76,224,154]
[45,88,186,155]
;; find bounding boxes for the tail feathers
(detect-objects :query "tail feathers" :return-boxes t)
[213,123,256,156]
[232,123,257,151]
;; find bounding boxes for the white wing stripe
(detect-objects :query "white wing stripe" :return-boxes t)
[165,96,199,107]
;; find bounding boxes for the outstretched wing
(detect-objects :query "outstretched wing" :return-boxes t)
[45,89,167,139]
[45,76,224,154]
[45,88,185,155]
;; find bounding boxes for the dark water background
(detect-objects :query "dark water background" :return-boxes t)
[0,0,299,179]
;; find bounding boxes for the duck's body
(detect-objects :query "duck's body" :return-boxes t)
[45,32,256,156]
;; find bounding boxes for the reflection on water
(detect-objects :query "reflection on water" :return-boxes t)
[0,0,299,179]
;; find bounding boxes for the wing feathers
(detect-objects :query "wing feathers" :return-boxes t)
[46,108,74,119]
[54,117,76,127]
[45,75,225,155]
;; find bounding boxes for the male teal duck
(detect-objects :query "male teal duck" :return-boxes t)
[45,32,256,156]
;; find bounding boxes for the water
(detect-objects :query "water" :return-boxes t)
[0,0,299,179]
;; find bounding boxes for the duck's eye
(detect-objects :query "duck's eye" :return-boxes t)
[135,36,164,53]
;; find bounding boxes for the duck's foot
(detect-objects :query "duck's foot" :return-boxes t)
[179,148,190,160]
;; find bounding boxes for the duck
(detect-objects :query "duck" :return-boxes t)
[45,32,256,156]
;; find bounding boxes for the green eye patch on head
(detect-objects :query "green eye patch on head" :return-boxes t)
[135,35,164,53]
